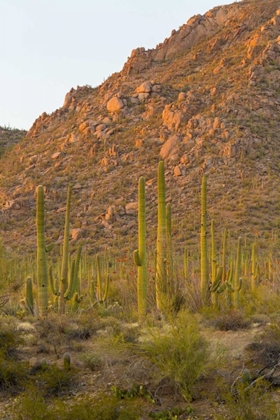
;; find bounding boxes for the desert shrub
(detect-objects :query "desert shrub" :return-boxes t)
[12,392,143,420]
[136,312,210,401]
[218,378,279,420]
[80,352,103,371]
[0,357,29,392]
[204,309,251,331]
[32,364,77,397]
[247,321,280,366]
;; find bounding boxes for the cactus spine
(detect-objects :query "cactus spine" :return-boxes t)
[156,161,167,312]
[133,176,148,318]
[200,176,210,305]
[36,185,49,317]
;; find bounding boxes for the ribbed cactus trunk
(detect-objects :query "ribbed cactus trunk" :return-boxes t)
[58,185,72,315]
[200,175,210,306]
[96,253,109,304]
[183,248,189,283]
[221,229,227,284]
[166,202,174,297]
[133,176,148,318]
[64,244,82,301]
[233,236,242,308]
[156,161,167,312]
[25,276,34,315]
[36,185,48,317]
[210,220,218,308]
[251,242,259,292]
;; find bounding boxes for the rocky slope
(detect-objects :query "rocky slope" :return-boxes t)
[0,0,280,256]
[0,126,26,156]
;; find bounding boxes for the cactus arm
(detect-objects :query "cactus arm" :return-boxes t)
[133,249,142,267]
[49,266,59,296]
[25,276,34,315]
[64,244,82,300]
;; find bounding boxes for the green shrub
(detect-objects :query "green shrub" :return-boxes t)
[219,379,279,420]
[0,318,23,358]
[136,312,210,401]
[0,356,29,392]
[12,392,143,420]
[204,309,251,331]
[33,364,77,397]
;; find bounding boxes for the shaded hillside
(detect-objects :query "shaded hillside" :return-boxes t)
[0,0,280,256]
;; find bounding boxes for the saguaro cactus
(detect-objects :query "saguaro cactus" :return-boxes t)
[166,202,174,297]
[251,242,260,292]
[58,185,72,315]
[133,176,148,318]
[200,176,210,305]
[210,220,223,308]
[156,161,167,312]
[233,236,242,308]
[36,185,49,317]
[25,276,34,315]
[64,244,82,301]
[95,254,110,304]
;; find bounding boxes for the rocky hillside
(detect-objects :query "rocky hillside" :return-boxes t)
[0,126,26,157]
[1,0,280,256]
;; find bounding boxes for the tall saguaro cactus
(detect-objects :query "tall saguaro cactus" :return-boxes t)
[96,253,110,304]
[36,185,49,317]
[133,176,148,318]
[251,242,259,292]
[233,236,242,308]
[210,220,223,307]
[156,161,167,312]
[166,202,174,297]
[200,175,210,305]
[58,185,72,315]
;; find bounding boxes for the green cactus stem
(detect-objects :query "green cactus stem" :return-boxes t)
[230,237,242,308]
[210,220,223,308]
[58,186,72,315]
[251,242,259,292]
[36,185,49,317]
[96,254,110,304]
[200,175,210,306]
[25,276,34,315]
[156,161,167,312]
[64,244,82,301]
[63,352,71,371]
[221,229,227,284]
[133,176,148,318]
[183,248,189,283]
[166,202,174,297]
[72,292,83,312]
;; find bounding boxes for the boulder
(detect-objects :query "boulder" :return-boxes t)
[107,97,124,112]
[160,135,181,160]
